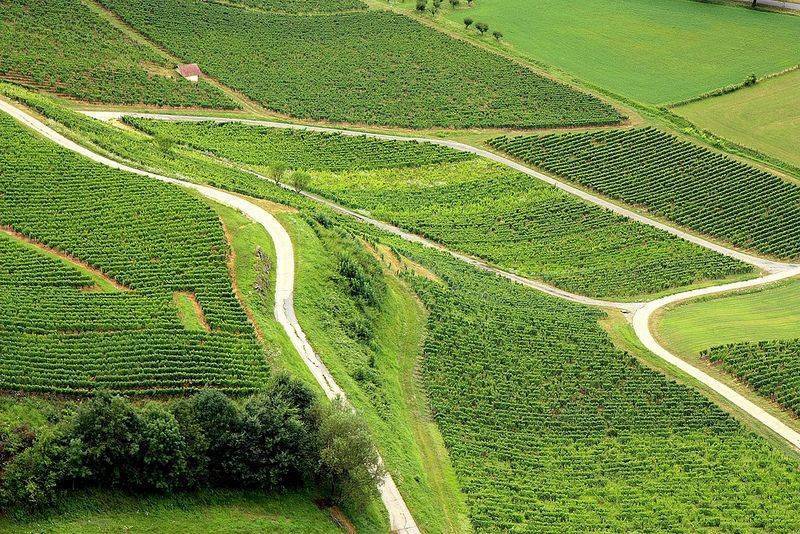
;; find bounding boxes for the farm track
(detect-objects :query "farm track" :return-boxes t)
[0,99,419,534]
[77,111,800,454]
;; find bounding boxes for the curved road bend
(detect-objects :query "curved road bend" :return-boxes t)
[81,110,800,453]
[82,111,795,275]
[0,100,420,534]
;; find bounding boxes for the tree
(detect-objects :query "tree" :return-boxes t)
[268,163,288,185]
[137,404,188,492]
[431,0,442,13]
[467,0,473,6]
[464,17,473,28]
[291,170,312,193]
[475,21,489,35]
[449,0,460,6]
[313,399,385,507]
[416,0,427,11]
[493,30,503,41]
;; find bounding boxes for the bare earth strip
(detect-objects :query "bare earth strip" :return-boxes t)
[0,100,419,533]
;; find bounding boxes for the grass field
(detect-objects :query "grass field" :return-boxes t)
[442,0,800,103]
[98,0,621,128]
[655,278,800,356]
[674,69,800,168]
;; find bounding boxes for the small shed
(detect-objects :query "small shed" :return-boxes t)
[176,63,202,83]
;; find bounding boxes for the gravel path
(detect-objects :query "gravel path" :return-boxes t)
[80,109,800,454]
[1,99,420,533]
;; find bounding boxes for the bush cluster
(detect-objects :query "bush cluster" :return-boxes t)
[0,376,383,513]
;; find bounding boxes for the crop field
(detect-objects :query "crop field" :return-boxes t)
[0,114,268,395]
[675,69,800,169]
[127,119,474,171]
[489,127,800,260]
[0,0,236,108]
[127,119,751,298]
[443,0,800,103]
[703,340,800,416]
[229,0,367,12]
[374,236,800,532]
[98,0,622,128]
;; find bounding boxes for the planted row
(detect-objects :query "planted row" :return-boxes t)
[489,127,800,260]
[99,0,621,128]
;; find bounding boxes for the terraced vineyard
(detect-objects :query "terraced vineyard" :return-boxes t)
[0,113,268,395]
[703,340,800,416]
[127,119,474,171]
[229,0,367,12]
[385,238,800,532]
[99,0,622,128]
[125,118,751,298]
[488,127,800,260]
[0,0,236,108]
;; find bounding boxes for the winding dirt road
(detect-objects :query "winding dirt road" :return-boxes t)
[0,99,420,534]
[81,110,800,453]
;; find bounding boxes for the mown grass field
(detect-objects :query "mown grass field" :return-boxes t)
[98,0,621,128]
[674,69,800,168]
[442,0,800,103]
[655,278,800,356]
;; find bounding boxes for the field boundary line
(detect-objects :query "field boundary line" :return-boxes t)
[0,99,419,534]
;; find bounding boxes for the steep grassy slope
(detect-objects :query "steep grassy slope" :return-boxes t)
[98,0,621,128]
[0,0,236,108]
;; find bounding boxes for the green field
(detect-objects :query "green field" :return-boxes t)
[125,118,752,299]
[98,0,621,128]
[0,112,269,395]
[442,0,800,103]
[655,279,800,356]
[675,69,800,168]
[229,0,367,12]
[0,0,236,108]
[489,127,800,260]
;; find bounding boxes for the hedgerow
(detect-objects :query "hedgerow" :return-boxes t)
[378,235,800,532]
[703,339,800,416]
[0,0,237,108]
[488,127,800,260]
[127,119,474,171]
[98,0,621,128]
[0,112,268,395]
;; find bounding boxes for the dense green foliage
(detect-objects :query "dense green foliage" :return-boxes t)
[703,340,800,416]
[0,113,268,395]
[127,119,474,171]
[228,0,367,12]
[99,0,621,128]
[124,119,751,298]
[0,0,236,108]
[0,382,382,513]
[379,237,800,532]
[0,233,93,289]
[489,127,800,260]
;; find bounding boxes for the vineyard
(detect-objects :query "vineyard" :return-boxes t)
[228,0,367,12]
[382,235,800,531]
[703,340,800,416]
[0,113,269,395]
[488,127,800,260]
[0,0,236,108]
[98,0,622,128]
[127,118,474,171]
